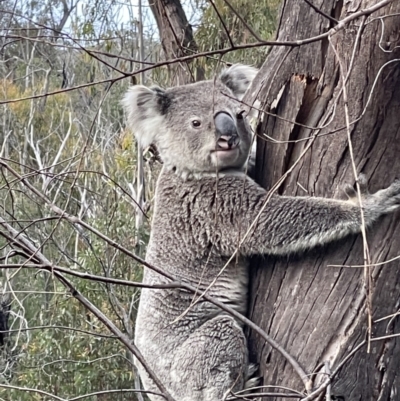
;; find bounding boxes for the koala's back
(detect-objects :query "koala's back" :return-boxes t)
[135,169,253,401]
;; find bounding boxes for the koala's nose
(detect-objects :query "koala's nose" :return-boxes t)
[214,112,237,139]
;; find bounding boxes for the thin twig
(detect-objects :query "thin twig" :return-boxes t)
[328,254,400,268]
[0,324,118,338]
[0,384,66,401]
[209,0,235,48]
[69,388,165,401]
[328,18,373,353]
[221,0,263,41]
[0,263,190,290]
[302,0,338,24]
[0,0,393,105]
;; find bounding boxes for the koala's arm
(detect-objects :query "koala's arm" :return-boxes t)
[214,176,400,256]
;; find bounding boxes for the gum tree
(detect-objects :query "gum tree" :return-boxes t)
[246,0,400,399]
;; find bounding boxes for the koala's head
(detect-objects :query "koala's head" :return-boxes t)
[123,64,257,179]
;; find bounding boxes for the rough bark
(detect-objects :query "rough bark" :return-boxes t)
[148,0,205,84]
[246,0,400,399]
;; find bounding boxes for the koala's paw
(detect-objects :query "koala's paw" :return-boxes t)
[243,363,261,390]
[246,363,258,379]
[244,375,262,390]
[344,174,400,217]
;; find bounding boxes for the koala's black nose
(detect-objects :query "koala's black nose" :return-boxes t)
[214,112,237,139]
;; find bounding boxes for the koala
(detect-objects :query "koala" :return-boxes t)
[123,65,400,401]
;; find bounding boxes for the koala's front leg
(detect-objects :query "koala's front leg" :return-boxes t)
[237,176,400,256]
[169,315,247,401]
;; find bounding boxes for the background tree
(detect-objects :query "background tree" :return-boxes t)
[245,0,400,399]
[148,0,205,83]
[0,284,11,348]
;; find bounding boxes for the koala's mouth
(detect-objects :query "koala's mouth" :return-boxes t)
[212,136,241,166]
[215,135,240,151]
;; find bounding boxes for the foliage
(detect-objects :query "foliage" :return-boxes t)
[195,0,280,67]
[1,69,147,398]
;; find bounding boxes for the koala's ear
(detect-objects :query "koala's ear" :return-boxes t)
[220,64,258,100]
[122,85,170,148]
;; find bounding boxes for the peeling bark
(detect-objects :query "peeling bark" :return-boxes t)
[246,0,400,399]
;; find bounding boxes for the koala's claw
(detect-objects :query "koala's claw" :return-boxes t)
[344,184,357,200]
[246,363,259,378]
[357,173,369,194]
[244,375,262,390]
[344,174,369,200]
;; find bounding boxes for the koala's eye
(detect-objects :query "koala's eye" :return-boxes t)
[191,120,202,128]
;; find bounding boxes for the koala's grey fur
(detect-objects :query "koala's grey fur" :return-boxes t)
[123,65,400,401]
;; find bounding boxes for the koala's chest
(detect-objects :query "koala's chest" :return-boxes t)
[146,175,250,313]
[152,199,229,255]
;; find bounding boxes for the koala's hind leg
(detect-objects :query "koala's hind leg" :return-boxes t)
[170,315,248,401]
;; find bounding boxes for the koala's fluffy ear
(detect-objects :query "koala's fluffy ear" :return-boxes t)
[122,85,170,148]
[220,64,258,100]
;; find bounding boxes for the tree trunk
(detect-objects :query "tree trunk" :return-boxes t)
[246,0,400,399]
[0,281,11,379]
[0,291,10,348]
[148,0,205,84]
